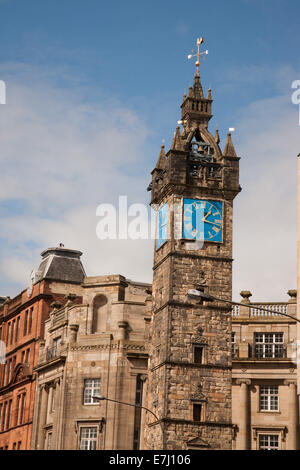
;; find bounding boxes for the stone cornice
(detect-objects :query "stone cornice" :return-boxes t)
[151,360,231,372]
[153,250,233,271]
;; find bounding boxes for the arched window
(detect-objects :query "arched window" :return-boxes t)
[92,295,108,333]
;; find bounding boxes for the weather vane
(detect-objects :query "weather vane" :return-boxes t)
[188,37,208,76]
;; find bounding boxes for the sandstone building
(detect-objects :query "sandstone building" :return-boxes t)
[0,246,85,450]
[30,275,151,450]
[1,43,299,450]
[232,290,298,450]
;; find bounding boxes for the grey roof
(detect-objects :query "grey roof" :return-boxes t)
[37,246,85,284]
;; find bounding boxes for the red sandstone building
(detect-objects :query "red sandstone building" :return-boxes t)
[0,246,85,450]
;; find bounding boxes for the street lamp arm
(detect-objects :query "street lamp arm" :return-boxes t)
[92,395,160,423]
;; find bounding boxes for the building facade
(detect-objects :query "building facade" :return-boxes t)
[0,246,85,450]
[232,290,298,450]
[31,275,151,450]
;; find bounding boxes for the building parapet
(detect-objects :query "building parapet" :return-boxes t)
[232,290,297,321]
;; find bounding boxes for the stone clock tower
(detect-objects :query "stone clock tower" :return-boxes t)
[146,40,241,450]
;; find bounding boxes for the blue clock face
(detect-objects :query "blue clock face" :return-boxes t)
[182,199,223,243]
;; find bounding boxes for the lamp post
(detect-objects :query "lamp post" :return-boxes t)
[92,395,164,449]
[186,289,300,324]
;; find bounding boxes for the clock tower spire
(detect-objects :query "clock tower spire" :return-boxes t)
[146,39,241,450]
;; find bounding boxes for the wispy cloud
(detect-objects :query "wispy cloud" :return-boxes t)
[0,63,152,295]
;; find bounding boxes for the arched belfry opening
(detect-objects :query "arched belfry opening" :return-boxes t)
[92,294,108,333]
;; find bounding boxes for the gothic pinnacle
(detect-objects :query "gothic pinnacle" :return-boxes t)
[223,132,237,158]
[154,144,166,170]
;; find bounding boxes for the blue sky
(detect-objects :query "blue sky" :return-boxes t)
[0,0,300,301]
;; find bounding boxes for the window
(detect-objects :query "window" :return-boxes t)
[28,307,33,334]
[83,379,100,405]
[51,387,56,412]
[15,317,20,343]
[17,442,21,450]
[24,310,28,336]
[16,393,26,426]
[47,432,52,450]
[53,336,61,352]
[79,427,97,450]
[12,355,16,376]
[6,400,12,430]
[193,404,203,422]
[133,375,143,450]
[6,358,11,385]
[0,402,6,431]
[231,332,236,357]
[260,386,279,411]
[25,348,30,363]
[7,323,10,344]
[19,393,26,424]
[259,434,279,450]
[254,333,284,358]
[11,320,15,345]
[194,346,203,364]
[16,395,21,426]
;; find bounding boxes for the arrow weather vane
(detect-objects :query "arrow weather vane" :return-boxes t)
[187,37,208,76]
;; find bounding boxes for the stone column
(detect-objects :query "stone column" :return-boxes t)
[284,380,298,450]
[48,386,54,417]
[37,384,49,450]
[69,324,79,345]
[236,379,251,450]
[52,378,61,449]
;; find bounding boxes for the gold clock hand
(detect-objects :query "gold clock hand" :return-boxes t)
[202,210,212,222]
[202,220,222,227]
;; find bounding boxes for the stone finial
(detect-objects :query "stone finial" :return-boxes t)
[223,132,237,158]
[207,88,212,100]
[287,290,297,302]
[188,86,194,98]
[65,293,77,305]
[240,291,252,304]
[50,300,63,310]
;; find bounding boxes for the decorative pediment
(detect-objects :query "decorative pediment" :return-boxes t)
[186,436,210,448]
[192,335,208,345]
[11,363,31,384]
[192,327,208,346]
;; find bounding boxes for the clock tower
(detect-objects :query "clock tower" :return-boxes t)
[146,39,241,450]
